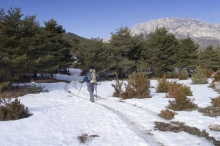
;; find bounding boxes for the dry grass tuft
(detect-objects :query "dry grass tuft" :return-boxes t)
[0,86,45,98]
[210,96,220,107]
[154,121,220,146]
[198,106,220,117]
[198,96,220,117]
[77,133,99,143]
[158,108,178,120]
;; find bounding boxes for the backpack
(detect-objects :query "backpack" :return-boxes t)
[88,69,97,83]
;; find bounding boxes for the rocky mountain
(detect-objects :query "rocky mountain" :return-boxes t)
[129,17,220,50]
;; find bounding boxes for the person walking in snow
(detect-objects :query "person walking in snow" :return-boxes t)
[80,66,99,102]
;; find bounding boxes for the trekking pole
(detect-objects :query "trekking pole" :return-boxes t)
[78,83,83,95]
[95,84,97,99]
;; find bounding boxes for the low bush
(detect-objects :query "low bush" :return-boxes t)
[0,97,31,121]
[111,72,123,97]
[198,106,220,117]
[121,71,151,99]
[158,108,177,120]
[154,121,220,146]
[166,81,192,98]
[167,90,197,111]
[0,86,45,98]
[212,70,220,83]
[205,68,212,78]
[168,97,197,111]
[156,75,169,93]
[165,81,197,111]
[120,85,135,99]
[191,66,208,84]
[210,96,220,107]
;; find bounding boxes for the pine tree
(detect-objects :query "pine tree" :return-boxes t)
[0,7,31,82]
[0,8,72,83]
[108,27,143,74]
[78,39,113,78]
[141,27,178,77]
[175,37,198,76]
[198,45,219,71]
[32,19,72,77]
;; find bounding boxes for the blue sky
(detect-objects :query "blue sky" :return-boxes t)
[1,0,220,39]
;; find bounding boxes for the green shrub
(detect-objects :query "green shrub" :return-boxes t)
[121,71,151,99]
[210,96,220,107]
[0,97,30,121]
[158,108,177,119]
[191,66,208,84]
[156,75,169,93]
[111,72,123,97]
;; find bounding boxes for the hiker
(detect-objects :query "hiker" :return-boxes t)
[80,66,99,102]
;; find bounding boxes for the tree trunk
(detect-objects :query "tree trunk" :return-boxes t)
[33,70,37,79]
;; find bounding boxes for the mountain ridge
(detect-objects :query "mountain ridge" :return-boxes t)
[130,17,220,50]
[104,17,220,50]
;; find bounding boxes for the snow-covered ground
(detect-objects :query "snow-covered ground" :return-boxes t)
[0,68,219,146]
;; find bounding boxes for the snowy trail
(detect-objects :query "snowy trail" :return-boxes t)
[0,69,218,146]
[66,80,162,146]
[52,69,217,146]
[69,91,162,145]
[100,104,162,146]
[0,81,150,146]
[67,82,215,146]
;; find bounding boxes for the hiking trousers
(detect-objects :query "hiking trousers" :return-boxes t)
[87,83,95,102]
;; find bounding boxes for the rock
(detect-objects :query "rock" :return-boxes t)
[209,124,220,132]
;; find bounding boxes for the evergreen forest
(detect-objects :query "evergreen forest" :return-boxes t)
[1,7,220,88]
